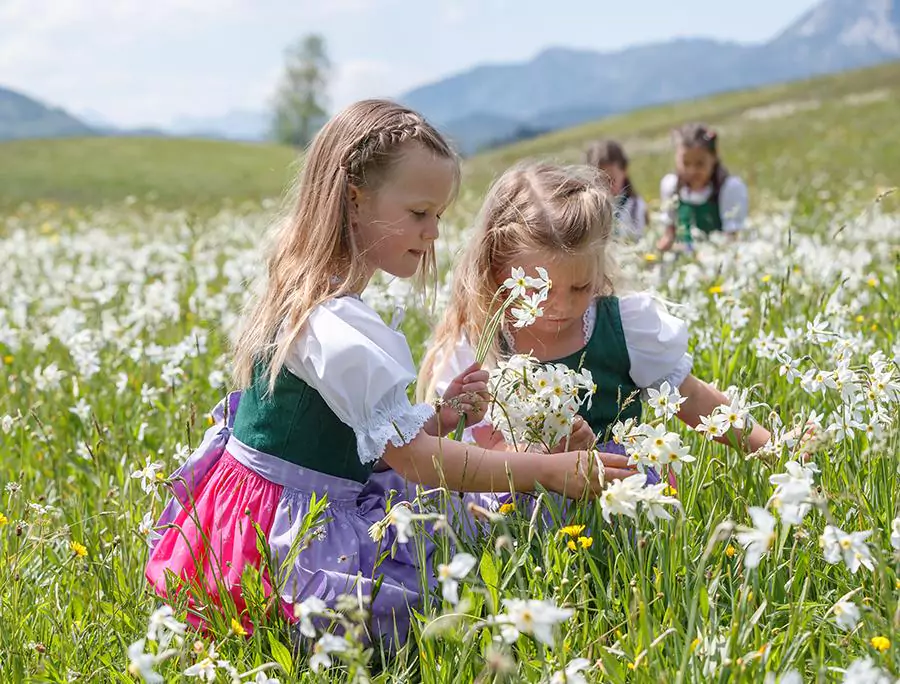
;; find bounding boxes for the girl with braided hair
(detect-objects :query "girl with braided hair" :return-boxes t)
[657,123,749,251]
[145,100,634,646]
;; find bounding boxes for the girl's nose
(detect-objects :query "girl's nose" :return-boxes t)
[422,218,440,241]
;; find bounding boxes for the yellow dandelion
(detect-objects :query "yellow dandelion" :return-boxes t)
[559,524,586,538]
[498,502,516,515]
[708,285,723,295]
[871,636,890,652]
[3,355,12,365]
[761,274,772,283]
[644,253,659,262]
[0,512,8,527]
[725,544,736,558]
[70,541,88,558]
[871,323,878,332]
[567,540,577,551]
[577,536,593,549]
[231,618,247,637]
[855,315,865,323]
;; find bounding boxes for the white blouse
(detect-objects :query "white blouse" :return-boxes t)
[284,296,434,465]
[659,173,748,233]
[433,292,693,397]
[616,195,648,238]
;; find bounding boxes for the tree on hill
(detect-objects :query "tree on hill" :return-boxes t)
[271,34,330,148]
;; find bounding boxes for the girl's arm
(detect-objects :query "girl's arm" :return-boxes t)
[382,433,636,498]
[676,374,770,452]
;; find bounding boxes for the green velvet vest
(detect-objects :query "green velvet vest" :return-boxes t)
[231,366,373,483]
[676,196,722,243]
[549,297,642,442]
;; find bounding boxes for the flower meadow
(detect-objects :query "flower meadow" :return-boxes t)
[0,193,898,683]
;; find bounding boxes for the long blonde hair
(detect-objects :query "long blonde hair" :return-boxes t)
[233,99,458,391]
[418,161,618,400]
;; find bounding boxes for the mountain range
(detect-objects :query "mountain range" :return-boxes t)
[1,0,898,151]
[403,0,900,152]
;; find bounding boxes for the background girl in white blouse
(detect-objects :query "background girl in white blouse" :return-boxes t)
[657,123,749,251]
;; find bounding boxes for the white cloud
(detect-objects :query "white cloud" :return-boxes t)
[330,59,422,111]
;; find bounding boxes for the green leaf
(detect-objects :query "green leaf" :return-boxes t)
[268,631,294,677]
[479,549,499,613]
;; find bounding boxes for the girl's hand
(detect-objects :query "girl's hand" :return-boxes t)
[656,230,676,252]
[550,416,595,453]
[546,450,637,500]
[438,361,491,429]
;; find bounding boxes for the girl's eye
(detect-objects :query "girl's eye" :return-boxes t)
[572,284,591,292]
[411,210,428,218]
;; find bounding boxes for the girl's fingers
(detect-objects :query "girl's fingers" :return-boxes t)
[461,381,489,394]
[459,362,482,377]
[596,452,633,469]
[604,467,638,481]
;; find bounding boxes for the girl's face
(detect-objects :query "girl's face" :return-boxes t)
[351,143,456,280]
[501,250,598,338]
[676,145,717,191]
[599,163,626,196]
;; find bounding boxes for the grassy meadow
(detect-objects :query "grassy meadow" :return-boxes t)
[0,62,898,682]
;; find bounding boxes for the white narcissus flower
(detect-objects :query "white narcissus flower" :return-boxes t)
[139,512,163,547]
[831,600,861,632]
[294,596,328,638]
[503,266,530,298]
[127,639,164,684]
[695,412,729,440]
[388,505,414,544]
[820,525,874,574]
[309,633,350,673]
[735,507,776,569]
[184,657,218,681]
[638,481,681,522]
[437,552,477,605]
[550,657,591,684]
[254,671,281,684]
[600,474,646,523]
[646,381,686,420]
[842,657,893,684]
[146,605,186,648]
[768,460,819,526]
[131,457,165,495]
[498,598,574,647]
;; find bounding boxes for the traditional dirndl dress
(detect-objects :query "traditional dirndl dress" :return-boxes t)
[145,297,443,647]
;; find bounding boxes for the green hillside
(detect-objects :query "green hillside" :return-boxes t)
[465,61,900,213]
[0,136,298,210]
[0,61,897,214]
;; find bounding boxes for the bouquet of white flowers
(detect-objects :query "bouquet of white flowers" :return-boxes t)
[487,354,596,452]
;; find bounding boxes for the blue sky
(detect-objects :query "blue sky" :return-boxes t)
[0,0,820,128]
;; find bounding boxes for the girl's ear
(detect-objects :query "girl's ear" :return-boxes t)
[346,183,362,227]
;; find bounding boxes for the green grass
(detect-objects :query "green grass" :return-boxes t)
[0,136,298,211]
